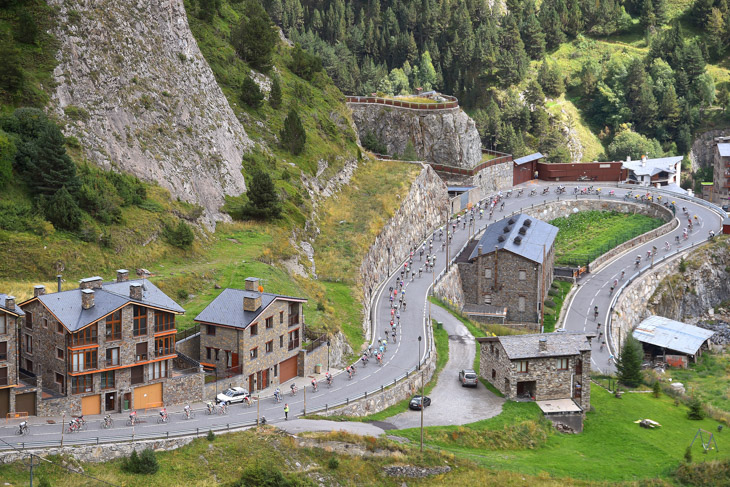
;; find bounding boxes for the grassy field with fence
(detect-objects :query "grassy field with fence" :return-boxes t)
[551,210,664,267]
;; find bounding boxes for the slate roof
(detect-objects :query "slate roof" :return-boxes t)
[633,315,714,355]
[513,152,544,166]
[468,213,558,264]
[0,293,25,316]
[622,156,682,176]
[718,143,730,158]
[31,279,184,332]
[479,332,593,360]
[195,288,306,330]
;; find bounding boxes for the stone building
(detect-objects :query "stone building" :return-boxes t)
[195,278,307,393]
[1,293,27,418]
[19,271,201,417]
[457,214,557,326]
[477,332,593,429]
[622,155,683,189]
[713,140,730,205]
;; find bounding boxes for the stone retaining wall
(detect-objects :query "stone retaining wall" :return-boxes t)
[316,352,437,417]
[360,165,449,344]
[0,436,195,464]
[520,198,672,224]
[433,265,464,309]
[473,159,513,193]
[176,333,200,360]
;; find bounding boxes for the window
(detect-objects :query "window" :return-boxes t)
[43,317,48,329]
[150,361,167,380]
[288,302,299,326]
[250,323,258,337]
[71,349,97,372]
[0,341,6,361]
[133,306,148,336]
[484,294,492,305]
[24,311,32,329]
[518,296,526,312]
[206,324,216,336]
[485,268,492,278]
[250,347,258,360]
[517,360,528,373]
[155,336,174,357]
[106,311,122,341]
[56,322,64,334]
[155,311,175,333]
[279,311,284,324]
[214,348,220,361]
[24,334,32,354]
[25,359,32,372]
[0,367,6,386]
[519,270,527,281]
[56,347,64,360]
[265,340,273,353]
[280,335,284,348]
[225,350,232,367]
[206,347,212,361]
[106,347,120,367]
[71,375,93,394]
[495,348,499,359]
[492,369,496,379]
[71,324,98,346]
[101,370,115,389]
[265,316,273,329]
[131,365,144,385]
[0,314,5,334]
[135,342,148,361]
[288,328,300,351]
[557,358,569,370]
[274,364,278,377]
[55,373,64,386]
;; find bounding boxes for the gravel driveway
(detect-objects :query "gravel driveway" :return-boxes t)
[386,304,505,429]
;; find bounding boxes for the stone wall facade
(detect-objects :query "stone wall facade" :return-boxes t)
[0,310,20,416]
[360,165,449,344]
[690,128,730,172]
[472,159,513,193]
[301,342,329,376]
[198,300,303,393]
[175,333,200,360]
[479,340,591,411]
[520,198,673,226]
[433,265,464,310]
[317,351,437,417]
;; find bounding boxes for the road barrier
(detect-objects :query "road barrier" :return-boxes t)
[5,412,28,423]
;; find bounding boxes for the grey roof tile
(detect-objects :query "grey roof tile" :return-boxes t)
[493,332,592,360]
[468,213,558,264]
[0,293,25,316]
[194,288,306,329]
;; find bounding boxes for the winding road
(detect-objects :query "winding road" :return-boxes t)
[0,182,724,450]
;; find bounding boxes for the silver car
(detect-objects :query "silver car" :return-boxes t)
[459,369,478,387]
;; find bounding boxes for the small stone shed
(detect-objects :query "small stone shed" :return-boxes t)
[632,315,715,367]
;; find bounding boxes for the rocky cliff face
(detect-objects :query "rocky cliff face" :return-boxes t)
[49,0,251,227]
[690,128,730,172]
[349,104,482,169]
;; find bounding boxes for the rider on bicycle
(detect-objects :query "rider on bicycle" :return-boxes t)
[311,378,318,390]
[129,410,138,424]
[160,407,168,421]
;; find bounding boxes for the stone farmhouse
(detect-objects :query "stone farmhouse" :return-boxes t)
[18,270,202,417]
[713,139,730,205]
[622,155,683,190]
[0,294,29,419]
[195,277,319,394]
[477,332,593,431]
[457,214,557,327]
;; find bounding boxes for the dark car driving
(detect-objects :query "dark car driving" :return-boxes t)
[409,395,431,410]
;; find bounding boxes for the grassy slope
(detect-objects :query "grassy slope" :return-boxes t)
[542,280,573,333]
[398,387,730,482]
[669,352,730,414]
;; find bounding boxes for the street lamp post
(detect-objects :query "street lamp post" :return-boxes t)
[327,338,331,371]
[418,335,422,370]
[420,367,425,453]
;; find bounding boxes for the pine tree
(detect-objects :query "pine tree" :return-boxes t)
[641,0,657,30]
[198,0,217,21]
[41,187,82,231]
[521,11,546,60]
[540,6,566,50]
[0,129,15,188]
[496,14,529,86]
[241,75,264,108]
[243,168,282,219]
[538,61,565,97]
[658,84,680,131]
[15,10,38,45]
[525,79,545,108]
[231,0,279,71]
[616,335,643,387]
[635,82,658,132]
[0,41,24,93]
[269,75,282,108]
[654,0,668,26]
[280,108,306,154]
[418,51,437,90]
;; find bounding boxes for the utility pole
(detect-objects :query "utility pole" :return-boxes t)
[420,368,425,453]
[303,384,307,416]
[257,395,260,425]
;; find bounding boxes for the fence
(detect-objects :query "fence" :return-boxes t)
[304,334,328,354]
[176,323,200,342]
[345,94,459,110]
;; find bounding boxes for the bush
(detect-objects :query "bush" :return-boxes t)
[544,299,556,308]
[232,463,307,487]
[652,381,661,398]
[241,75,264,108]
[679,257,687,273]
[361,131,387,154]
[40,187,83,231]
[687,396,705,420]
[289,44,323,81]
[207,429,215,441]
[684,445,693,463]
[231,0,278,71]
[327,456,339,470]
[280,109,306,155]
[548,288,560,297]
[269,75,282,109]
[121,449,159,474]
[176,289,188,301]
[163,221,195,249]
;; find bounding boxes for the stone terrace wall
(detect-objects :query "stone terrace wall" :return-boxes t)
[360,164,449,343]
[473,159,513,193]
[166,370,205,405]
[520,198,673,224]
[434,265,464,310]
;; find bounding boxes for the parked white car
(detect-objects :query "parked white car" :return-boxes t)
[216,387,250,405]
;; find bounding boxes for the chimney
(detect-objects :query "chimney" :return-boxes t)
[81,289,95,310]
[539,337,548,353]
[244,277,260,292]
[478,245,483,256]
[117,269,129,282]
[130,283,143,300]
[33,285,46,297]
[626,156,631,162]
[641,155,647,167]
[57,275,62,292]
[243,277,262,312]
[4,296,15,310]
[79,276,103,290]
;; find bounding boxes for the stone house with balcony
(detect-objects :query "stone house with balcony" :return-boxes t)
[19,270,201,417]
[477,332,593,431]
[195,277,307,393]
[713,140,730,205]
[1,293,30,418]
[457,214,557,326]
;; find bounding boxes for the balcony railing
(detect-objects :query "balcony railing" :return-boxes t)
[135,353,148,362]
[105,331,122,341]
[71,383,94,395]
[155,347,175,358]
[69,361,98,373]
[288,338,300,351]
[288,314,300,326]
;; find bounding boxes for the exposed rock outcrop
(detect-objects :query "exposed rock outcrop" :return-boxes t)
[349,104,482,169]
[690,129,730,172]
[49,0,251,228]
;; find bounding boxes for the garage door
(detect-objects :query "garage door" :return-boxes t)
[279,356,298,383]
[133,383,163,410]
[15,392,36,416]
[0,389,9,418]
[81,394,101,416]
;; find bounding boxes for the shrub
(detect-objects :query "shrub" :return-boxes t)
[684,445,693,463]
[402,141,418,161]
[652,381,661,398]
[544,299,556,308]
[289,44,323,81]
[241,75,264,108]
[327,456,339,470]
[38,478,51,487]
[280,109,306,155]
[163,221,195,249]
[176,289,188,301]
[207,429,215,441]
[687,396,705,420]
[122,449,159,474]
[679,257,687,273]
[40,187,83,231]
[269,75,282,109]
[361,131,387,154]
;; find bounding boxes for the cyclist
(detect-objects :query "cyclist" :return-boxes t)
[361,354,369,366]
[159,407,168,422]
[346,366,352,379]
[290,383,298,396]
[376,353,382,365]
[274,388,282,403]
[184,404,192,418]
[594,306,599,319]
[129,410,138,424]
[620,271,625,280]
[311,378,318,392]
[391,329,397,342]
